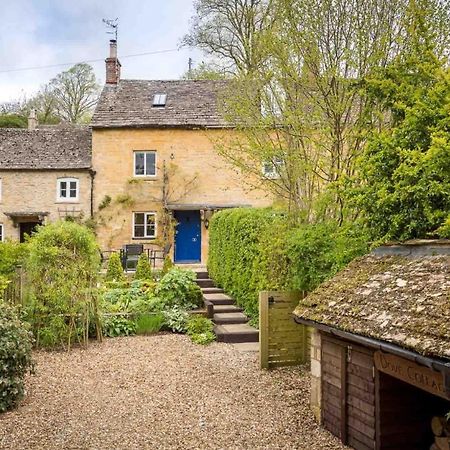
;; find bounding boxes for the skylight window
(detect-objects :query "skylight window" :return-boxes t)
[153,94,167,107]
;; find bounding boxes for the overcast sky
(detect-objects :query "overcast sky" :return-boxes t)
[0,0,202,103]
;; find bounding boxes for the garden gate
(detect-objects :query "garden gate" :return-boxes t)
[259,291,310,369]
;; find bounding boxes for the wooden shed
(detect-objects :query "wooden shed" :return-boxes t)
[293,241,450,450]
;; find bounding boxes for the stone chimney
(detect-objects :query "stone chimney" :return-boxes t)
[105,39,121,85]
[28,109,38,130]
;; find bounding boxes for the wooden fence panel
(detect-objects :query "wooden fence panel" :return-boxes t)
[259,291,310,369]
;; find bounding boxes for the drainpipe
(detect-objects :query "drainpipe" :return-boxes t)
[89,169,96,218]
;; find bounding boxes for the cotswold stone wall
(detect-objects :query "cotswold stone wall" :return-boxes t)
[0,170,92,241]
[92,128,272,262]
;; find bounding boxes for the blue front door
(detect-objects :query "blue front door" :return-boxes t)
[174,210,201,263]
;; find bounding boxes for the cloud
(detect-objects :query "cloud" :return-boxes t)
[0,0,200,103]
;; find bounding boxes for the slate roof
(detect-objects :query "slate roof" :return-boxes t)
[0,125,91,170]
[91,79,231,129]
[293,242,450,360]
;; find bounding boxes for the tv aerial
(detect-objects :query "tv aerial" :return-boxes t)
[102,18,118,41]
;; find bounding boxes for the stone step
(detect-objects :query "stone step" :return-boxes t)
[203,293,234,305]
[196,278,215,288]
[214,324,259,343]
[195,270,209,280]
[201,287,224,294]
[213,312,249,324]
[212,304,243,314]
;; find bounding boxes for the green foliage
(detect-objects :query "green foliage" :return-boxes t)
[161,255,174,275]
[102,316,136,338]
[0,241,29,277]
[208,208,369,322]
[162,307,190,333]
[437,216,450,238]
[155,268,203,310]
[0,302,34,412]
[134,253,153,280]
[105,253,126,282]
[352,9,450,242]
[135,313,164,335]
[98,195,112,210]
[0,114,27,128]
[186,315,216,345]
[25,221,101,349]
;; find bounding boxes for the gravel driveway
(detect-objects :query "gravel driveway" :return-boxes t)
[0,334,346,450]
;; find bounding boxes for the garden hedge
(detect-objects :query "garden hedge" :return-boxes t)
[208,208,369,323]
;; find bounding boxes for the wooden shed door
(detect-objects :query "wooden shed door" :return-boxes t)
[322,337,376,450]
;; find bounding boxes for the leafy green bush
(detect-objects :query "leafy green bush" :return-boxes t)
[135,313,164,335]
[162,255,174,275]
[0,241,29,277]
[186,315,216,345]
[105,253,126,282]
[134,253,153,280]
[208,208,369,323]
[25,221,101,349]
[162,307,189,333]
[155,268,203,310]
[0,302,34,412]
[102,315,136,337]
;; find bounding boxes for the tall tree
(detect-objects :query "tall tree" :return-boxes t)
[183,0,275,75]
[49,63,100,123]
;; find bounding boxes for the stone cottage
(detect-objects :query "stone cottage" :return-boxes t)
[91,40,272,263]
[293,240,450,450]
[0,117,92,242]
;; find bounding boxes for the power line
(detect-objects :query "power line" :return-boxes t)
[0,48,182,74]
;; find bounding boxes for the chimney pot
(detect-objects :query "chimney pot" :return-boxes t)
[28,109,38,130]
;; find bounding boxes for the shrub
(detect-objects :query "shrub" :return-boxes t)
[186,315,216,345]
[155,268,203,310]
[0,302,34,412]
[162,255,174,275]
[0,241,29,277]
[102,315,136,337]
[134,253,153,280]
[163,307,189,333]
[105,253,126,282]
[25,221,101,349]
[208,208,369,323]
[135,313,164,335]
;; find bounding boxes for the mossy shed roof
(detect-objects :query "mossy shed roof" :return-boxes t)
[294,241,450,360]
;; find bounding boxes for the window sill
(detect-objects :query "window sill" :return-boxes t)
[132,237,157,240]
[132,176,158,181]
[55,201,80,204]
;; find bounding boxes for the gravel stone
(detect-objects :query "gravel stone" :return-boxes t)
[0,334,348,449]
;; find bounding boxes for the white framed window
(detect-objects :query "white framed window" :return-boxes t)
[57,178,79,202]
[134,151,157,177]
[133,212,157,239]
[152,93,167,107]
[262,157,283,179]
[0,224,3,242]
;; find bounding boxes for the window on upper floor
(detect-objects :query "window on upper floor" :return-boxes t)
[133,212,156,239]
[152,94,167,107]
[57,178,79,202]
[134,151,157,177]
[262,157,283,179]
[0,224,3,242]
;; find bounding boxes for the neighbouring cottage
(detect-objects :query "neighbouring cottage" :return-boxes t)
[0,116,92,242]
[91,40,272,263]
[293,240,450,450]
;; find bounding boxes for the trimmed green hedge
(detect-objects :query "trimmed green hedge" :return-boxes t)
[208,208,369,324]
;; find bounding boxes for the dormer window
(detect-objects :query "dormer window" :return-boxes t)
[153,94,167,107]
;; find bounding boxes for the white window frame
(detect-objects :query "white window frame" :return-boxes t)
[57,177,79,202]
[0,224,3,242]
[133,151,157,177]
[152,93,167,107]
[262,157,283,179]
[132,212,157,239]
